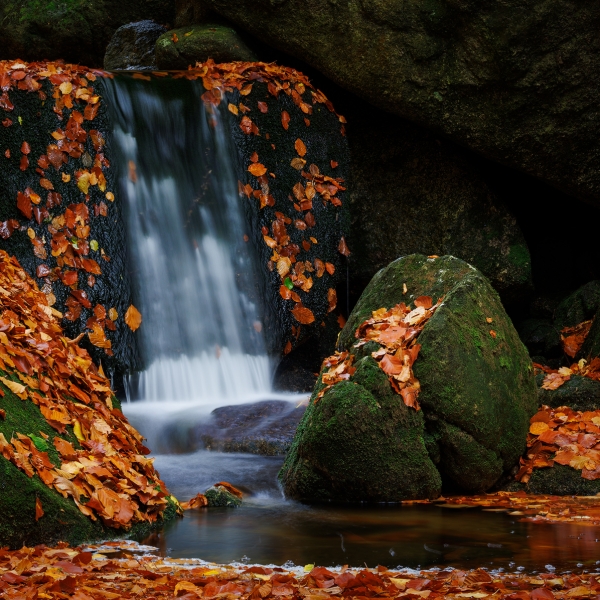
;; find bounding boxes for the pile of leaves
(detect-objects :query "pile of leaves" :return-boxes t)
[0,250,169,528]
[317,297,442,409]
[535,320,600,390]
[0,59,141,359]
[2,540,600,600]
[515,405,600,483]
[404,491,600,526]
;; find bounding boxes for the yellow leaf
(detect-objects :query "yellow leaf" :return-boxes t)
[59,81,73,95]
[73,420,85,441]
[304,564,314,572]
[0,376,27,398]
[529,422,550,435]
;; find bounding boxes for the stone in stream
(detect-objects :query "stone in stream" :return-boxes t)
[192,400,307,456]
[279,254,538,502]
[104,20,168,71]
[204,484,243,507]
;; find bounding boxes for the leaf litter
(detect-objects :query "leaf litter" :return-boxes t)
[1,540,600,600]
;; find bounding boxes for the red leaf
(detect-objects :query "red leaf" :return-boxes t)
[281,110,290,130]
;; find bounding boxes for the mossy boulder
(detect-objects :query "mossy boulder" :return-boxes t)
[155,24,257,70]
[280,255,537,502]
[554,281,600,330]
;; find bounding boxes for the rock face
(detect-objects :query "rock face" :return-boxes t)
[155,24,257,69]
[280,255,538,502]
[0,0,175,68]
[0,61,139,379]
[345,104,532,306]
[537,374,600,413]
[202,0,600,204]
[104,20,167,71]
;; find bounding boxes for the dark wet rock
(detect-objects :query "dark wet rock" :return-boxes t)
[203,0,600,205]
[536,373,600,413]
[155,24,257,69]
[554,281,600,330]
[508,464,600,496]
[194,400,307,456]
[280,255,537,502]
[0,0,174,68]
[345,104,532,306]
[175,0,214,27]
[104,20,167,71]
[0,75,139,379]
[518,319,561,359]
[204,485,242,507]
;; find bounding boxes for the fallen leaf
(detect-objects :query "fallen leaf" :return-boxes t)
[125,305,142,332]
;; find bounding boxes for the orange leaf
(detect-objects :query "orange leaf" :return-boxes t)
[281,110,290,130]
[291,306,315,325]
[125,305,142,332]
[414,296,432,309]
[295,138,307,157]
[35,497,44,521]
[248,163,267,177]
[257,101,268,113]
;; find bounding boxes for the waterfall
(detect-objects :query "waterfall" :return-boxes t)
[102,75,271,405]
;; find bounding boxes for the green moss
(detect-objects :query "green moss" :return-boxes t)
[507,244,530,269]
[0,373,172,548]
[279,372,441,502]
[525,464,600,496]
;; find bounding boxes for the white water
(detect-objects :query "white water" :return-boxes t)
[104,76,272,406]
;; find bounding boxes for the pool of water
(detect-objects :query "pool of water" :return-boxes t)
[138,450,600,572]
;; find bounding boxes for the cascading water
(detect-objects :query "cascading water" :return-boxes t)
[102,75,272,407]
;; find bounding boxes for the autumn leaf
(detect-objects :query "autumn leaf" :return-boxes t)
[0,376,27,398]
[248,163,267,177]
[281,110,290,130]
[291,306,315,325]
[290,157,306,170]
[295,138,307,157]
[257,101,268,113]
[338,237,351,256]
[327,288,337,313]
[35,497,44,521]
[125,305,142,331]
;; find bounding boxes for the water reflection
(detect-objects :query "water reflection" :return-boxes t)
[140,451,600,571]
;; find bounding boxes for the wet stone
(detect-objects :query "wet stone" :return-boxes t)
[193,400,307,456]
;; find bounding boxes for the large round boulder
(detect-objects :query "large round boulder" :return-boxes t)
[280,254,538,502]
[201,0,600,205]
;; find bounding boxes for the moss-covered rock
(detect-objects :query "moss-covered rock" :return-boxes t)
[554,281,600,330]
[155,24,257,69]
[204,485,242,507]
[536,373,600,412]
[281,255,537,501]
[515,464,600,496]
[0,0,175,68]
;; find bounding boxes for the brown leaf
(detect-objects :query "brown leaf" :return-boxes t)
[338,237,351,257]
[281,110,290,130]
[291,306,315,325]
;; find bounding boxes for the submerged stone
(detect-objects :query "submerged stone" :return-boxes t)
[280,255,537,502]
[204,485,243,508]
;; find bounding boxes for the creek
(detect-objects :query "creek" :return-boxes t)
[105,73,598,574]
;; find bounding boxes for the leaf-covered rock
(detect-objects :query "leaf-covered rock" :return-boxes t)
[280,255,537,501]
